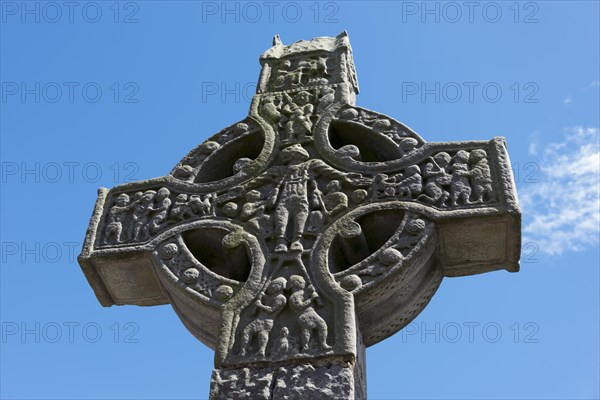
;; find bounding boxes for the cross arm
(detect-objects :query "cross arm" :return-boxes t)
[78,174,228,307]
[79,187,169,307]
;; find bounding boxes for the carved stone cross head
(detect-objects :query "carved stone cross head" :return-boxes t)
[79,32,521,399]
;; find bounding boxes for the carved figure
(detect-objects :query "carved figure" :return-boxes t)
[338,108,359,121]
[282,91,313,141]
[417,152,452,206]
[191,141,220,168]
[233,157,252,174]
[170,194,189,221]
[272,59,292,88]
[260,96,282,124]
[273,145,312,252]
[315,57,328,76]
[146,187,171,236]
[288,60,308,87]
[170,193,215,223]
[372,173,394,199]
[132,190,156,241]
[231,122,249,136]
[239,190,270,232]
[396,218,426,250]
[469,149,493,203]
[240,277,287,357]
[321,180,348,220]
[268,145,368,252]
[399,137,419,155]
[297,57,329,85]
[288,275,332,353]
[316,87,335,114]
[294,60,311,85]
[173,165,193,179]
[103,193,133,244]
[373,119,404,142]
[372,119,392,134]
[397,165,422,198]
[189,194,215,216]
[273,327,290,355]
[306,179,348,234]
[449,150,472,206]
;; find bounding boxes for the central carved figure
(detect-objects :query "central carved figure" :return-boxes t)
[274,145,313,252]
[79,33,521,399]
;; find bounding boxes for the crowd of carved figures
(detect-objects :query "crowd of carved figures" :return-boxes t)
[372,149,494,206]
[102,189,216,245]
[238,274,331,359]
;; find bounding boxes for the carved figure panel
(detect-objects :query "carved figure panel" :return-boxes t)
[372,148,496,207]
[267,53,335,91]
[258,86,337,146]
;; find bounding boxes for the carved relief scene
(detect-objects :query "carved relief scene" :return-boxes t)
[99,188,216,246]
[371,148,496,207]
[258,86,337,145]
[217,143,370,253]
[266,53,336,91]
[229,267,335,364]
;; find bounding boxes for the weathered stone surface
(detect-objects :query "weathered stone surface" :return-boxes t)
[210,361,361,400]
[79,32,521,399]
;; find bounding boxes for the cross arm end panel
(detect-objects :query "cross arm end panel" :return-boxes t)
[78,187,169,307]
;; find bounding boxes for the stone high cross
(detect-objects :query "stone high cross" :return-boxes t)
[79,33,521,399]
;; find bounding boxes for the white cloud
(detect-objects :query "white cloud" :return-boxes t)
[528,130,540,156]
[520,127,600,256]
[563,96,572,105]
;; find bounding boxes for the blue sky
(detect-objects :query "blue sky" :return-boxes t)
[1,1,598,399]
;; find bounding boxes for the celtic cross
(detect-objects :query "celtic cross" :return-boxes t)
[79,32,521,399]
